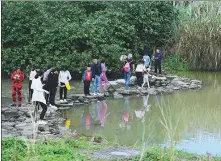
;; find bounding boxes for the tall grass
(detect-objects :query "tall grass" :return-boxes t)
[173,2,221,71]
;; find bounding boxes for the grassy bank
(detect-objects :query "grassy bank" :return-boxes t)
[2,137,221,161]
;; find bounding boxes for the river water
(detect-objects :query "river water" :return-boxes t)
[1,72,221,156]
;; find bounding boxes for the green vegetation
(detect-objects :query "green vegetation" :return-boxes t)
[172,1,221,71]
[2,137,221,161]
[2,2,221,74]
[1,1,176,75]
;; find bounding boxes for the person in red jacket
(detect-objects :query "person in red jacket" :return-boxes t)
[11,67,25,107]
[82,64,92,96]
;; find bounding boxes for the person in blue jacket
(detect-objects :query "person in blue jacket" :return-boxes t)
[143,46,151,68]
[91,58,102,95]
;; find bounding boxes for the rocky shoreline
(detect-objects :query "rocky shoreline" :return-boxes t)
[1,74,203,140]
[59,74,203,107]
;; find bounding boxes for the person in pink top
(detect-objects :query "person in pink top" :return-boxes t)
[98,100,108,127]
[99,59,108,93]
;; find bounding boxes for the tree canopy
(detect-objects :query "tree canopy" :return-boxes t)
[2,1,177,74]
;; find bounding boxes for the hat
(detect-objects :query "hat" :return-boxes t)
[127,53,132,59]
[17,66,21,69]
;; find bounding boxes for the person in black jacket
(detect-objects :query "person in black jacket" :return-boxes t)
[47,68,58,110]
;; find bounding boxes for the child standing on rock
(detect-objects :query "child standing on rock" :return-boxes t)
[82,64,92,96]
[11,67,25,107]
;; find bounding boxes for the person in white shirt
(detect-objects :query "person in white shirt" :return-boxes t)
[135,60,146,89]
[58,66,72,103]
[31,71,49,125]
[28,67,37,103]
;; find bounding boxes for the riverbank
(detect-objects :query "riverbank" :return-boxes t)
[2,137,221,161]
[56,74,203,107]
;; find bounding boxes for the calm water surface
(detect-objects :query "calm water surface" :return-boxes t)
[63,72,221,156]
[2,72,221,156]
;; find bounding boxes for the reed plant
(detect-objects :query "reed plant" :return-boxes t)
[173,1,221,71]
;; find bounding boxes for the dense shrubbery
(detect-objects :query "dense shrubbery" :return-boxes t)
[1,1,176,75]
[2,2,221,75]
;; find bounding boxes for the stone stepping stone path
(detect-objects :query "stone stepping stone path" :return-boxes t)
[89,147,141,160]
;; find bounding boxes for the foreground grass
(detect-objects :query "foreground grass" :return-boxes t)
[2,137,221,161]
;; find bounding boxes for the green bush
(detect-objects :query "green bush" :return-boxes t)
[2,1,177,75]
[163,54,189,71]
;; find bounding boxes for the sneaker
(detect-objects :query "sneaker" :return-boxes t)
[37,120,47,125]
[18,104,22,107]
[50,105,58,110]
[60,100,64,103]
[11,104,16,107]
[64,99,67,103]
[93,93,97,96]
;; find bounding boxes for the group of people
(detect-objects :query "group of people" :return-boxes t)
[10,48,162,124]
[122,49,163,89]
[10,57,109,124]
[81,58,108,96]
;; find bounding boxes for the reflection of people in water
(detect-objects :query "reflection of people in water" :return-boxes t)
[92,102,100,124]
[155,94,162,105]
[120,97,131,130]
[81,107,92,130]
[135,95,151,121]
[99,100,108,127]
[65,119,71,128]
[63,109,71,128]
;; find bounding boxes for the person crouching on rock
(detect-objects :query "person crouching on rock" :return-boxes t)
[11,66,25,107]
[47,68,58,110]
[31,71,49,124]
[82,64,92,96]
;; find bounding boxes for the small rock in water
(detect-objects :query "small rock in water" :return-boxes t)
[173,87,181,90]
[113,92,123,99]
[189,84,198,89]
[78,96,84,103]
[191,79,202,84]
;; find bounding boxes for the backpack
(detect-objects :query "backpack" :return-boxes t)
[124,62,130,72]
[85,71,91,81]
